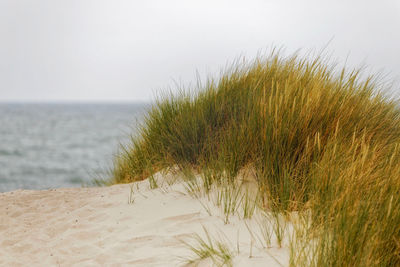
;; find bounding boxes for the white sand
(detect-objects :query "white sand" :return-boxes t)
[0,173,290,266]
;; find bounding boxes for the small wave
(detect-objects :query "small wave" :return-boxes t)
[0,149,22,156]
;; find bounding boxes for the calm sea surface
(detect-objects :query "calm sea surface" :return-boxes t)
[0,103,149,192]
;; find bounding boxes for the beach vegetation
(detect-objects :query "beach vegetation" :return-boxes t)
[112,49,400,266]
[182,226,234,267]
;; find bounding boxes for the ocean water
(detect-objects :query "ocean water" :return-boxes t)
[0,103,149,192]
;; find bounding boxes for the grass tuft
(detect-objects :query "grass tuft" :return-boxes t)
[182,226,234,267]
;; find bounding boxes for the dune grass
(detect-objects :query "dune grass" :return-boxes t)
[182,226,234,267]
[112,50,400,266]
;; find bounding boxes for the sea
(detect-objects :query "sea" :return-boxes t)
[0,103,149,192]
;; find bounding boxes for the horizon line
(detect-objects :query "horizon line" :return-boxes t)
[0,99,152,104]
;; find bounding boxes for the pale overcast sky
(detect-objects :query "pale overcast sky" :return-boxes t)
[0,0,399,102]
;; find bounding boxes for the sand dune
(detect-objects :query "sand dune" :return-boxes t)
[0,174,289,266]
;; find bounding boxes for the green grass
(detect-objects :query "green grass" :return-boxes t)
[128,184,135,204]
[182,226,234,267]
[111,49,400,266]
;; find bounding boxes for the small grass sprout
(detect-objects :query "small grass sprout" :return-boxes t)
[128,184,135,204]
[182,226,234,267]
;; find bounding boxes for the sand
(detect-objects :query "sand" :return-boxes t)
[0,173,290,266]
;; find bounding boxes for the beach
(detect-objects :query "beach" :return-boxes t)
[0,174,289,266]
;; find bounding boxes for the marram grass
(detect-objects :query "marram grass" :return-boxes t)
[111,50,400,266]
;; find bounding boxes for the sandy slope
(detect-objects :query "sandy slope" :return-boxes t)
[0,174,289,266]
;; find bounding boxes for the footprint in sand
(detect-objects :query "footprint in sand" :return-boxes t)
[87,213,109,222]
[70,230,98,240]
[9,210,23,218]
[161,212,201,222]
[11,243,33,254]
[125,235,156,243]
[1,239,17,247]
[123,257,158,265]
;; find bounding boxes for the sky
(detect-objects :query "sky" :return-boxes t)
[0,0,399,102]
